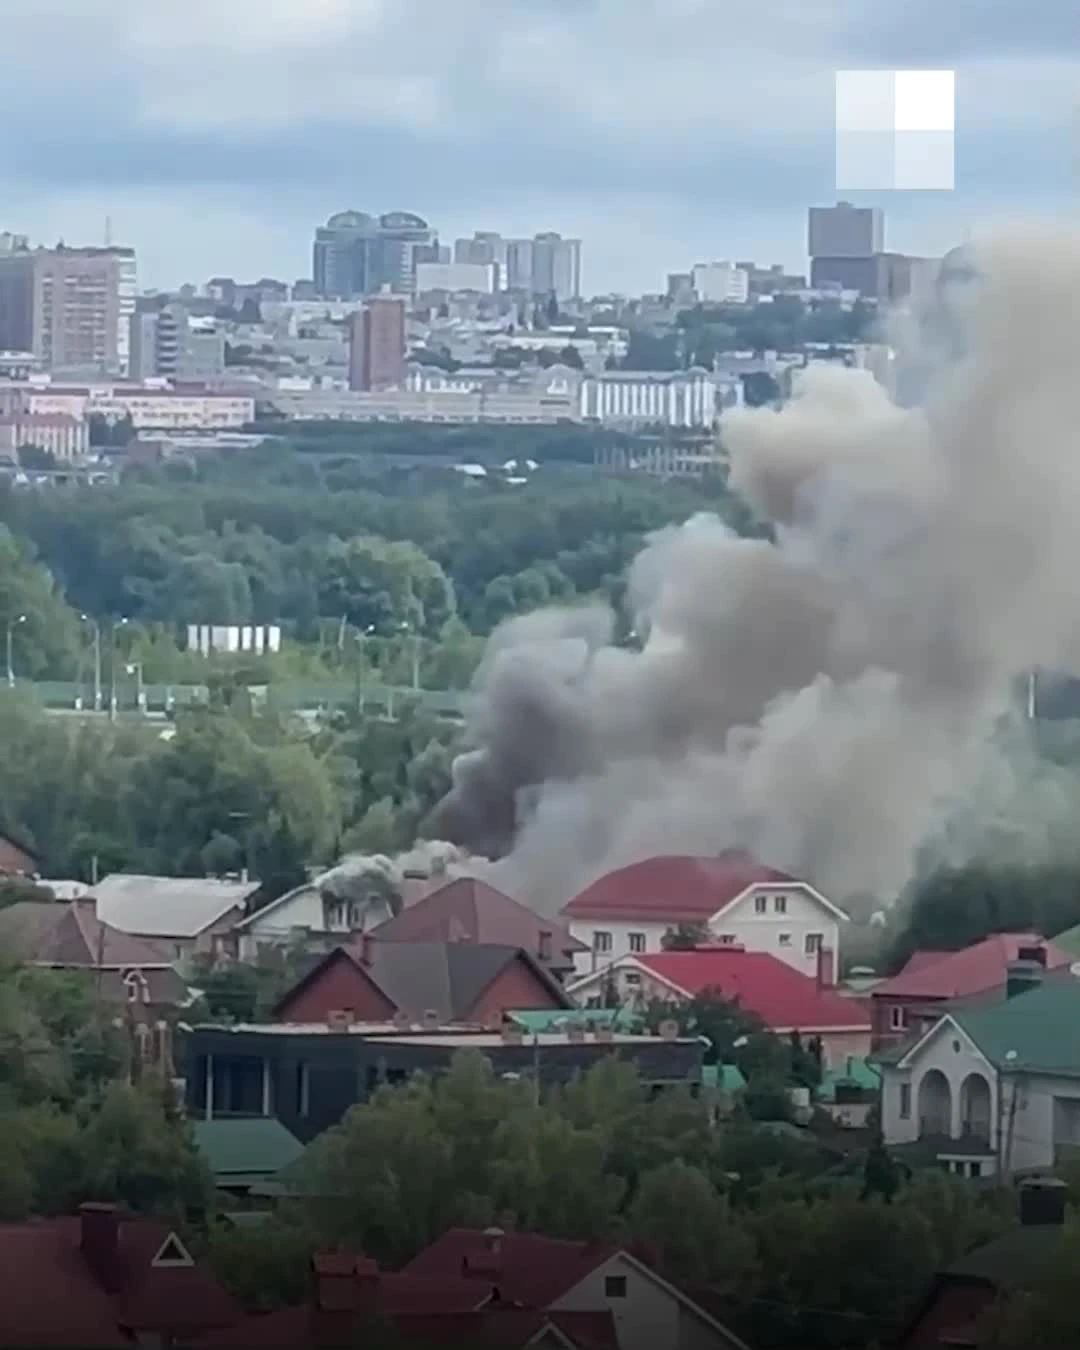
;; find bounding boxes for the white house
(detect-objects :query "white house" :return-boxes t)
[560,853,848,979]
[233,867,398,962]
[879,969,1080,1177]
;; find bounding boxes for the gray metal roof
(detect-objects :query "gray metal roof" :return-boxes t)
[91,873,258,938]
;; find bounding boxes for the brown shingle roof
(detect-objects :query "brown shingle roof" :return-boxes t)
[275,939,573,1024]
[372,877,583,963]
[0,900,173,968]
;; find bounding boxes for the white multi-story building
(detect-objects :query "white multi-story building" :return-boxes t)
[415,262,497,294]
[690,262,750,305]
[560,854,849,980]
[579,371,719,428]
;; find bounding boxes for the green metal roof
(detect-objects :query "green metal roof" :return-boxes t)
[193,1118,305,1184]
[817,1056,881,1101]
[1050,922,1080,960]
[507,1007,641,1033]
[702,1063,747,1093]
[950,977,1080,1077]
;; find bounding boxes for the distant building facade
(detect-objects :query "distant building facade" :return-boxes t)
[690,262,750,304]
[348,292,407,391]
[808,201,884,258]
[129,303,225,382]
[579,371,723,429]
[0,244,136,375]
[313,210,439,298]
[0,411,88,460]
[414,261,497,294]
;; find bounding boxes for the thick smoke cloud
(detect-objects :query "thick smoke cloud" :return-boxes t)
[430,227,1080,915]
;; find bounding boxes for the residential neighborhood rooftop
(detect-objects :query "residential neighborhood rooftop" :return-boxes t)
[90,873,258,938]
[873,932,1073,1001]
[561,850,841,922]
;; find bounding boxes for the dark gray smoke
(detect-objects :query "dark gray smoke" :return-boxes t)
[431,227,1080,915]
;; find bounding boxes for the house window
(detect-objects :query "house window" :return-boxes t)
[805,933,823,955]
[778,934,792,947]
[623,973,642,988]
[890,1005,907,1032]
[899,1083,911,1119]
[754,895,767,914]
[628,932,646,953]
[717,933,736,945]
[969,1162,982,1178]
[774,895,787,914]
[605,1275,627,1299]
[593,931,612,954]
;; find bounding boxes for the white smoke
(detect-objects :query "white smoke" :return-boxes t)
[430,226,1080,915]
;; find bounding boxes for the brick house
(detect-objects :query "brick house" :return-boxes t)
[0,1202,239,1346]
[870,933,1072,1049]
[272,934,574,1027]
[566,944,871,1069]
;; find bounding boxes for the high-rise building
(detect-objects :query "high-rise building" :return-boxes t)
[454,232,508,288]
[0,243,134,374]
[531,232,582,302]
[348,290,407,391]
[313,211,439,298]
[690,262,750,304]
[505,239,534,293]
[808,202,884,259]
[129,302,225,382]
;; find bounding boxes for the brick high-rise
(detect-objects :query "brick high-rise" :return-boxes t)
[348,290,407,392]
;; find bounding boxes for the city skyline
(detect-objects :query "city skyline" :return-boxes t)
[1,0,1077,294]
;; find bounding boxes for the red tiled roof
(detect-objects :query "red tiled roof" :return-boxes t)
[627,948,870,1032]
[0,1212,239,1346]
[561,852,803,922]
[402,1228,616,1306]
[0,899,174,968]
[873,933,1073,1001]
[372,876,584,960]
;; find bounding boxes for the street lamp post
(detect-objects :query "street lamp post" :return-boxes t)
[126,661,144,711]
[110,617,130,720]
[6,613,26,687]
[399,621,420,690]
[81,614,101,711]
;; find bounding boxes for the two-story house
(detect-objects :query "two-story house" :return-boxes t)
[878,963,1080,1176]
[870,933,1073,1050]
[560,851,848,978]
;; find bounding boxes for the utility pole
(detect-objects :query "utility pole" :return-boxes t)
[82,615,102,711]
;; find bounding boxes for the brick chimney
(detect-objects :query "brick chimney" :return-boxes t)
[462,1228,504,1281]
[356,932,374,966]
[79,1203,121,1292]
[816,946,835,990]
[538,929,553,962]
[310,1253,381,1348]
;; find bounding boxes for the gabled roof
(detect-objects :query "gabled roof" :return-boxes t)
[0,1211,239,1345]
[274,939,573,1024]
[948,977,1080,1077]
[91,874,257,938]
[561,851,846,923]
[873,933,1073,1002]
[568,948,870,1034]
[372,876,584,960]
[193,1118,305,1185]
[0,899,174,968]
[403,1229,750,1348]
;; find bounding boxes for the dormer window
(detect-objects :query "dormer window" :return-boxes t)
[754,895,767,914]
[774,895,787,914]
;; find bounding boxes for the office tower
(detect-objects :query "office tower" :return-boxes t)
[531,232,582,302]
[505,239,534,292]
[454,232,508,288]
[348,290,407,391]
[690,262,750,304]
[313,210,439,298]
[807,202,884,259]
[129,302,225,381]
[0,243,133,374]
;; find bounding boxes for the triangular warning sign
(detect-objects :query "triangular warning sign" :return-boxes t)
[151,1232,194,1267]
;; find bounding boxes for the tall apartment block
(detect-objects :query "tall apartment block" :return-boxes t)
[129,303,225,382]
[0,243,135,375]
[348,290,407,392]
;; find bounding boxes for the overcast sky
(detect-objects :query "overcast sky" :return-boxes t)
[2,0,1076,294]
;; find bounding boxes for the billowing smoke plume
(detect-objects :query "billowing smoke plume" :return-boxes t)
[431,227,1080,915]
[319,840,466,916]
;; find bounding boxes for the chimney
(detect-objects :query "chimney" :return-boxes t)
[79,1203,121,1292]
[567,1023,586,1043]
[1016,942,1047,968]
[326,1009,353,1031]
[356,932,374,966]
[1006,960,1043,1000]
[816,946,835,990]
[483,1226,504,1257]
[1018,1177,1066,1227]
[422,1008,441,1028]
[501,1021,524,1044]
[538,929,553,962]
